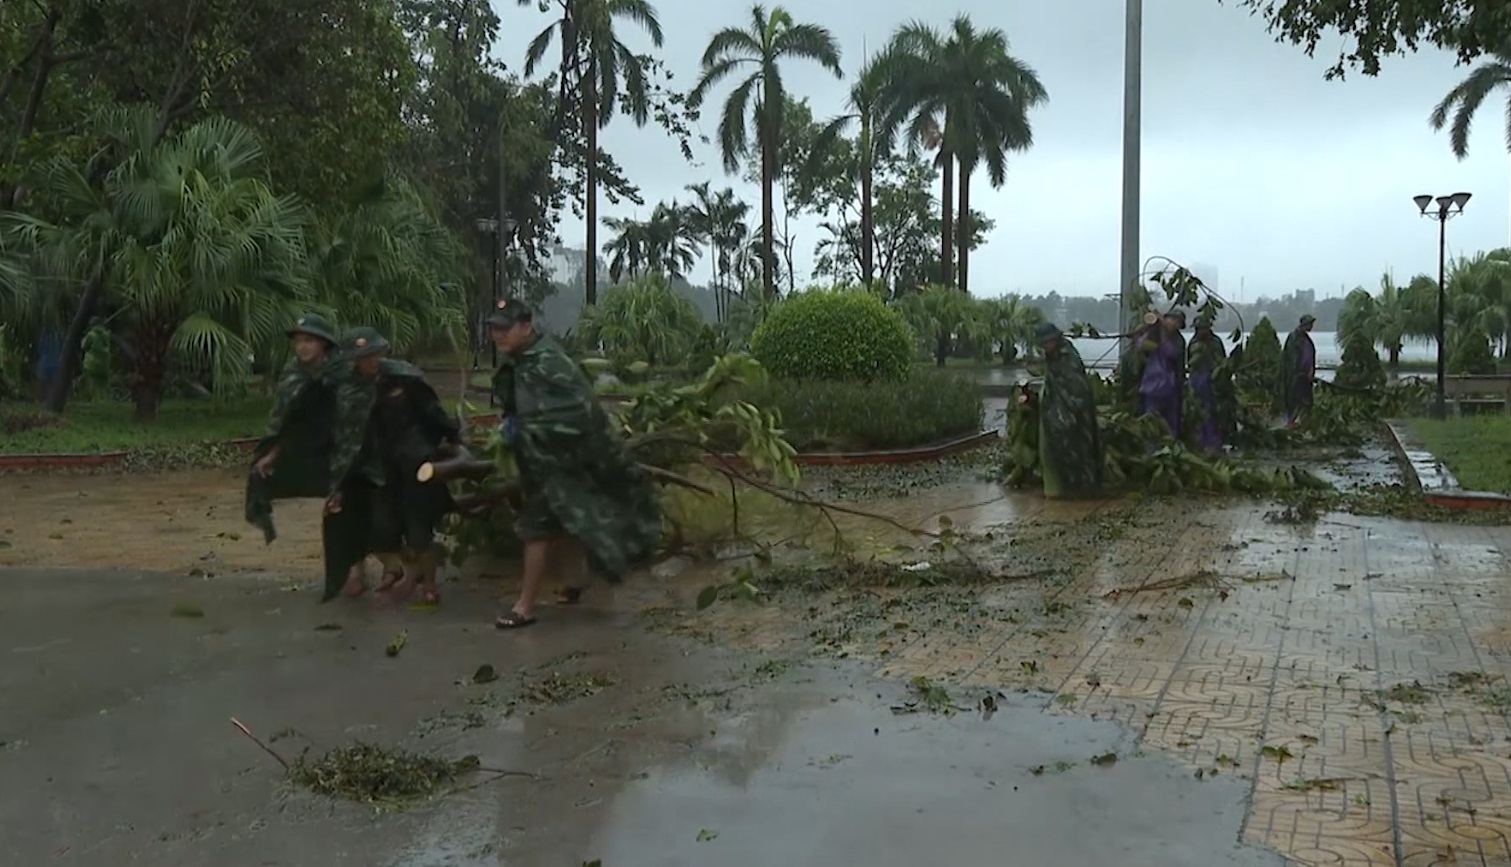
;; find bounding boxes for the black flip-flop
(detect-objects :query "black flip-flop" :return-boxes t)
[495,612,538,630]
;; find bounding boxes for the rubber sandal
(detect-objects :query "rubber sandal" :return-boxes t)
[495,612,537,630]
[417,586,441,605]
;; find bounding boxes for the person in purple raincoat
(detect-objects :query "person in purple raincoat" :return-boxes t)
[1187,316,1227,453]
[1137,311,1187,437]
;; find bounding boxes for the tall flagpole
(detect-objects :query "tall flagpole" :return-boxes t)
[1119,0,1142,349]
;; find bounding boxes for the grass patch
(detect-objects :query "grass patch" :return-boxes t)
[1,397,273,454]
[1405,415,1511,493]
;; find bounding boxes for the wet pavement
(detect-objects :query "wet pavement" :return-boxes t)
[11,465,1511,865]
[0,566,1281,867]
[683,501,1511,867]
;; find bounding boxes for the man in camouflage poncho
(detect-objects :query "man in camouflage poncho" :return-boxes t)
[244,313,339,545]
[1187,316,1230,453]
[1279,314,1317,427]
[485,298,661,629]
[1037,322,1103,499]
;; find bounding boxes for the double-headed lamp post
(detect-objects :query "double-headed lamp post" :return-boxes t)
[1412,191,1472,419]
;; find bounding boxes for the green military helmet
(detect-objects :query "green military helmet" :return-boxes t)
[484,297,535,328]
[287,312,337,345]
[339,326,391,358]
[1034,322,1062,343]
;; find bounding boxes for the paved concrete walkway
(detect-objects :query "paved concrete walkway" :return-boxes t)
[726,504,1511,867]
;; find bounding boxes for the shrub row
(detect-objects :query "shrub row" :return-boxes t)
[733,367,984,452]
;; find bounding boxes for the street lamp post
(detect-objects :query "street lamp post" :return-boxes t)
[1118,0,1142,356]
[475,217,501,370]
[1413,191,1472,419]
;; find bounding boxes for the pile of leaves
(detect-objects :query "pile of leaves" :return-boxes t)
[288,743,481,805]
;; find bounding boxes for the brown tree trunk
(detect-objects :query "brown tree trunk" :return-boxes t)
[860,130,874,285]
[935,332,949,367]
[939,152,954,288]
[4,4,62,210]
[957,165,972,294]
[760,121,777,299]
[583,60,599,306]
[129,316,176,422]
[43,271,103,414]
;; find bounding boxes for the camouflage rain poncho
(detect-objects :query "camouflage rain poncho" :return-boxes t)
[317,355,389,600]
[1279,326,1316,424]
[1187,331,1229,453]
[1039,333,1103,499]
[244,357,336,544]
[495,332,661,581]
[367,358,460,555]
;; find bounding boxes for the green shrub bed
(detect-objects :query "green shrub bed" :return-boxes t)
[733,368,984,452]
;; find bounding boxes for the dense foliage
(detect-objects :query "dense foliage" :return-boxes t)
[1450,327,1497,375]
[1334,333,1387,391]
[732,367,983,451]
[750,288,914,381]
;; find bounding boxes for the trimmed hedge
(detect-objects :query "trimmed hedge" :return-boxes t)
[735,367,984,451]
[749,288,914,381]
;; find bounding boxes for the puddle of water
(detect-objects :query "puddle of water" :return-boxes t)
[585,691,1283,867]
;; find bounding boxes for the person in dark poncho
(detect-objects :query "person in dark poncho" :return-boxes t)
[1036,322,1103,499]
[485,299,662,630]
[1279,314,1317,427]
[1187,315,1229,453]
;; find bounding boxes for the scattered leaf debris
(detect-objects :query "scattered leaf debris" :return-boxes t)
[288,743,480,804]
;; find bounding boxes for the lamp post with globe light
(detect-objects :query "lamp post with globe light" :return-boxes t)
[475,216,519,370]
[1413,192,1471,419]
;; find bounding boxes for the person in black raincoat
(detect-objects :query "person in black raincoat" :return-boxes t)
[324,326,462,603]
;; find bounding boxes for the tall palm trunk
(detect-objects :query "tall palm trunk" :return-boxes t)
[859,118,875,285]
[956,165,972,294]
[938,152,954,288]
[583,59,599,306]
[759,113,777,299]
[130,313,177,422]
[44,270,103,413]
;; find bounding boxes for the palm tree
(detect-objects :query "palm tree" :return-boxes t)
[810,56,887,285]
[878,17,1046,294]
[522,0,664,307]
[643,201,700,279]
[1338,272,1414,369]
[602,215,652,282]
[684,181,720,299]
[1428,49,1511,160]
[9,108,309,420]
[689,4,842,298]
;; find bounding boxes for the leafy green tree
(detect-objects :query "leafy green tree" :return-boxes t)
[809,58,887,285]
[578,273,702,367]
[11,109,308,420]
[1450,326,1497,375]
[895,284,978,366]
[1429,49,1511,158]
[1334,332,1387,391]
[689,4,842,298]
[1231,0,1508,79]
[1240,316,1282,396]
[876,17,1046,294]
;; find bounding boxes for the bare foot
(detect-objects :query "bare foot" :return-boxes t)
[341,574,368,598]
[379,573,417,604]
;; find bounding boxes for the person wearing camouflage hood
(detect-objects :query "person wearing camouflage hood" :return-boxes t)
[244,313,340,544]
[1187,316,1229,453]
[1036,322,1103,499]
[485,298,661,629]
[1279,314,1317,427]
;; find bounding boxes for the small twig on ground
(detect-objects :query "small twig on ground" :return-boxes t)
[1101,570,1235,600]
[231,717,289,769]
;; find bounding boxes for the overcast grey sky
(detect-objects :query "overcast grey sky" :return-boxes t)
[492,0,1511,300]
